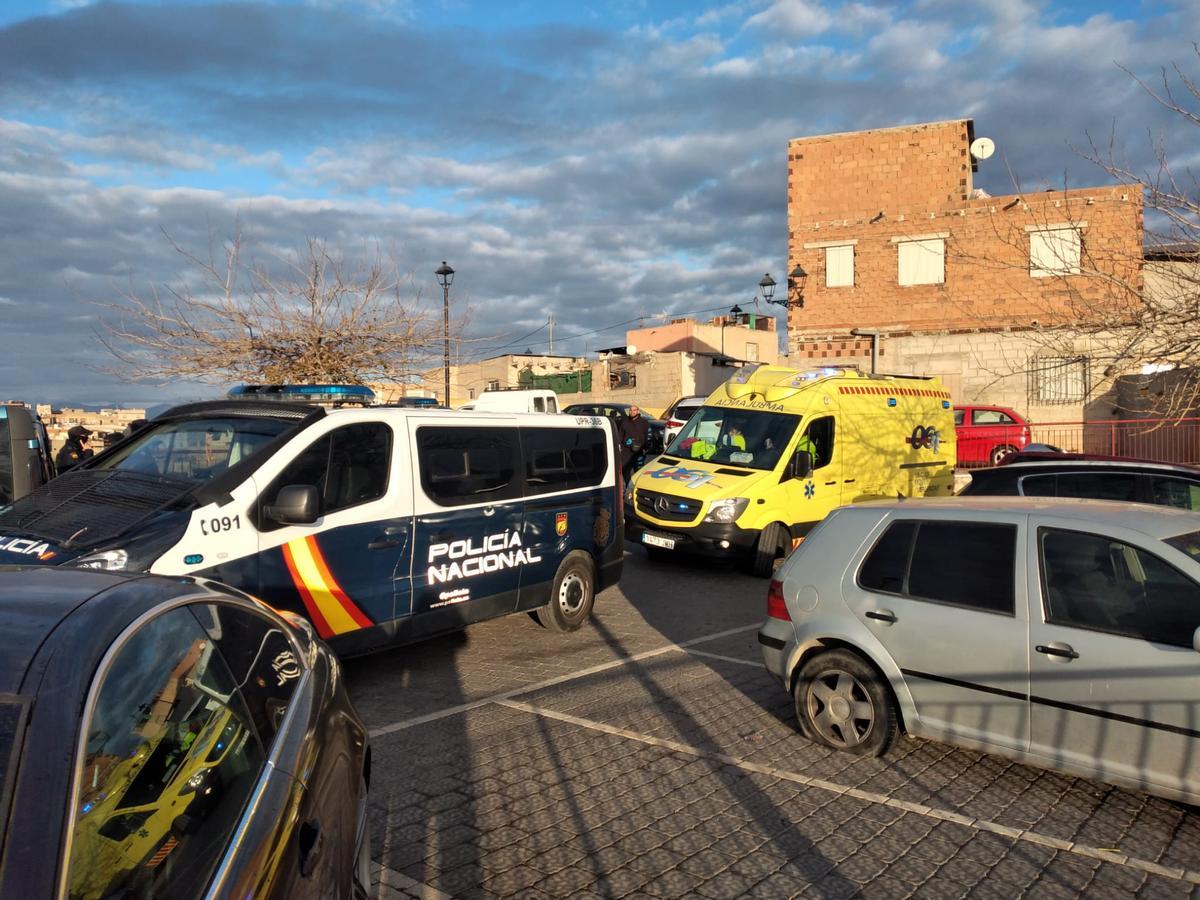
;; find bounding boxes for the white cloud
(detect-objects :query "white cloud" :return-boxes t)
[743,0,834,39]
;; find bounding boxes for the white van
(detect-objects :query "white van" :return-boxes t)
[0,399,623,655]
[464,389,560,414]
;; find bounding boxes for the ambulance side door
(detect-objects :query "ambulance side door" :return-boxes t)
[409,421,525,630]
[251,417,411,643]
[782,413,842,530]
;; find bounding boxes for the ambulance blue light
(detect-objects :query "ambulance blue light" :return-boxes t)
[888,398,897,407]
[942,400,950,408]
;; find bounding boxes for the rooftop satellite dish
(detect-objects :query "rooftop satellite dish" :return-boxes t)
[970,137,995,161]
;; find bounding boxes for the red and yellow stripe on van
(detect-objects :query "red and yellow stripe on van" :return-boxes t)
[281,535,372,638]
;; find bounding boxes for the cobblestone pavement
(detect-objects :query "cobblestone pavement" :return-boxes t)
[344,548,1200,899]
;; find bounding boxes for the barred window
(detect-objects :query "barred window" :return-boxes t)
[1028,356,1089,404]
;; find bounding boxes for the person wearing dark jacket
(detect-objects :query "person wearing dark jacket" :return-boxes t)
[617,405,650,483]
[55,425,94,474]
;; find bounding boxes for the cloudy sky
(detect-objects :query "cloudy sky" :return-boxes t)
[0,0,1195,406]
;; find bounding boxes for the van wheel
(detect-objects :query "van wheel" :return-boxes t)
[989,444,1017,466]
[794,649,897,757]
[535,552,595,632]
[749,523,787,578]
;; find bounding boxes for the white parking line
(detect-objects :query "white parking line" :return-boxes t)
[367,623,760,739]
[684,648,762,667]
[498,699,1200,886]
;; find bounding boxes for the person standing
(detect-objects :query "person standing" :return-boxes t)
[56,425,94,473]
[617,405,650,483]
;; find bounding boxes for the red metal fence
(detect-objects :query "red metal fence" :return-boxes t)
[959,418,1200,467]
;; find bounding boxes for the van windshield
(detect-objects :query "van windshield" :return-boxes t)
[92,416,293,484]
[666,407,800,471]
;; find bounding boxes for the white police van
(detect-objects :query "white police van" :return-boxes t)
[0,391,622,655]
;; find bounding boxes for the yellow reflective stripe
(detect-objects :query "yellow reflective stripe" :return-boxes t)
[286,538,362,635]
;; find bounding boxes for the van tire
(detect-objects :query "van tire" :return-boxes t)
[535,552,595,632]
[750,523,787,578]
[794,649,897,757]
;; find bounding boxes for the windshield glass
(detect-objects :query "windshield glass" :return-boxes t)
[665,407,800,471]
[93,416,293,484]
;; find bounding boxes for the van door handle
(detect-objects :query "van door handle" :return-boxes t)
[1036,642,1079,661]
[824,480,837,486]
[843,478,856,484]
[866,609,897,624]
[368,526,406,550]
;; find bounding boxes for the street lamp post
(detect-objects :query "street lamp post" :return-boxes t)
[435,261,455,407]
[759,266,808,309]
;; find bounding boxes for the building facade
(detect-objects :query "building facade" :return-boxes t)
[786,119,1144,420]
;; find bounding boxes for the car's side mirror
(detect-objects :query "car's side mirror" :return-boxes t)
[264,484,320,525]
[1193,625,1200,654]
[790,450,814,481]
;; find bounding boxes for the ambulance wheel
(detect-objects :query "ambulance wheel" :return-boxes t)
[536,552,595,632]
[750,523,788,578]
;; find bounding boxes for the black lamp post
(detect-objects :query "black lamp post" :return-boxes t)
[435,261,455,407]
[757,273,776,305]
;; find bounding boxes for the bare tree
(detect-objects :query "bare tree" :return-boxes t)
[939,49,1200,418]
[100,230,444,385]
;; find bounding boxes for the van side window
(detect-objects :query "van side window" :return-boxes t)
[417,426,520,507]
[258,423,391,531]
[533,397,545,413]
[547,397,558,414]
[523,427,607,495]
[801,416,835,469]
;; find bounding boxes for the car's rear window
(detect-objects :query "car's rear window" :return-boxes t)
[0,699,29,851]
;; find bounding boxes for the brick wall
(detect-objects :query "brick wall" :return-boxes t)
[785,120,1144,340]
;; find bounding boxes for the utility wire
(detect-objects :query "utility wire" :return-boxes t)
[461,302,742,363]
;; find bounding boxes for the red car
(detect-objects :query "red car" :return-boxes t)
[954,405,1032,467]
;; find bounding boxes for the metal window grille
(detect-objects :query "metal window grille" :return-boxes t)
[1028,356,1089,405]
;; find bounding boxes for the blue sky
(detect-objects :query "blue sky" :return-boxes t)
[0,0,1195,405]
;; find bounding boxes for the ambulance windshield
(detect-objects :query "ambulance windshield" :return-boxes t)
[93,416,293,485]
[666,407,800,471]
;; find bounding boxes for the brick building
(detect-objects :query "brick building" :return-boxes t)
[786,119,1144,419]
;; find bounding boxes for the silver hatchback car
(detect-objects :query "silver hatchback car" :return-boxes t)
[760,497,1200,805]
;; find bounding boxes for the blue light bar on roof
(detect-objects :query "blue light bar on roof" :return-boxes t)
[228,384,377,404]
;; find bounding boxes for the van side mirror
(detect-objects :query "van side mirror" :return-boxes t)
[1194,625,1200,654]
[791,450,814,481]
[264,484,320,525]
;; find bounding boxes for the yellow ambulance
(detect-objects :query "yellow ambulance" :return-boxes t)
[626,364,957,576]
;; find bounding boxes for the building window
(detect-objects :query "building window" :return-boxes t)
[1028,356,1089,404]
[745,342,759,362]
[825,244,854,288]
[895,237,945,286]
[468,388,475,400]
[1029,226,1082,278]
[487,380,500,391]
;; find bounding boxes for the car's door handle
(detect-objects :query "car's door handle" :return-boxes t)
[866,609,897,624]
[298,820,323,877]
[1035,643,1079,661]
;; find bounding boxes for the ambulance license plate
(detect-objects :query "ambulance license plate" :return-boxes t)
[642,532,676,549]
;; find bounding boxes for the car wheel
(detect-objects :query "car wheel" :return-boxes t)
[535,551,595,632]
[750,522,787,578]
[989,444,1017,466]
[794,649,897,757]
